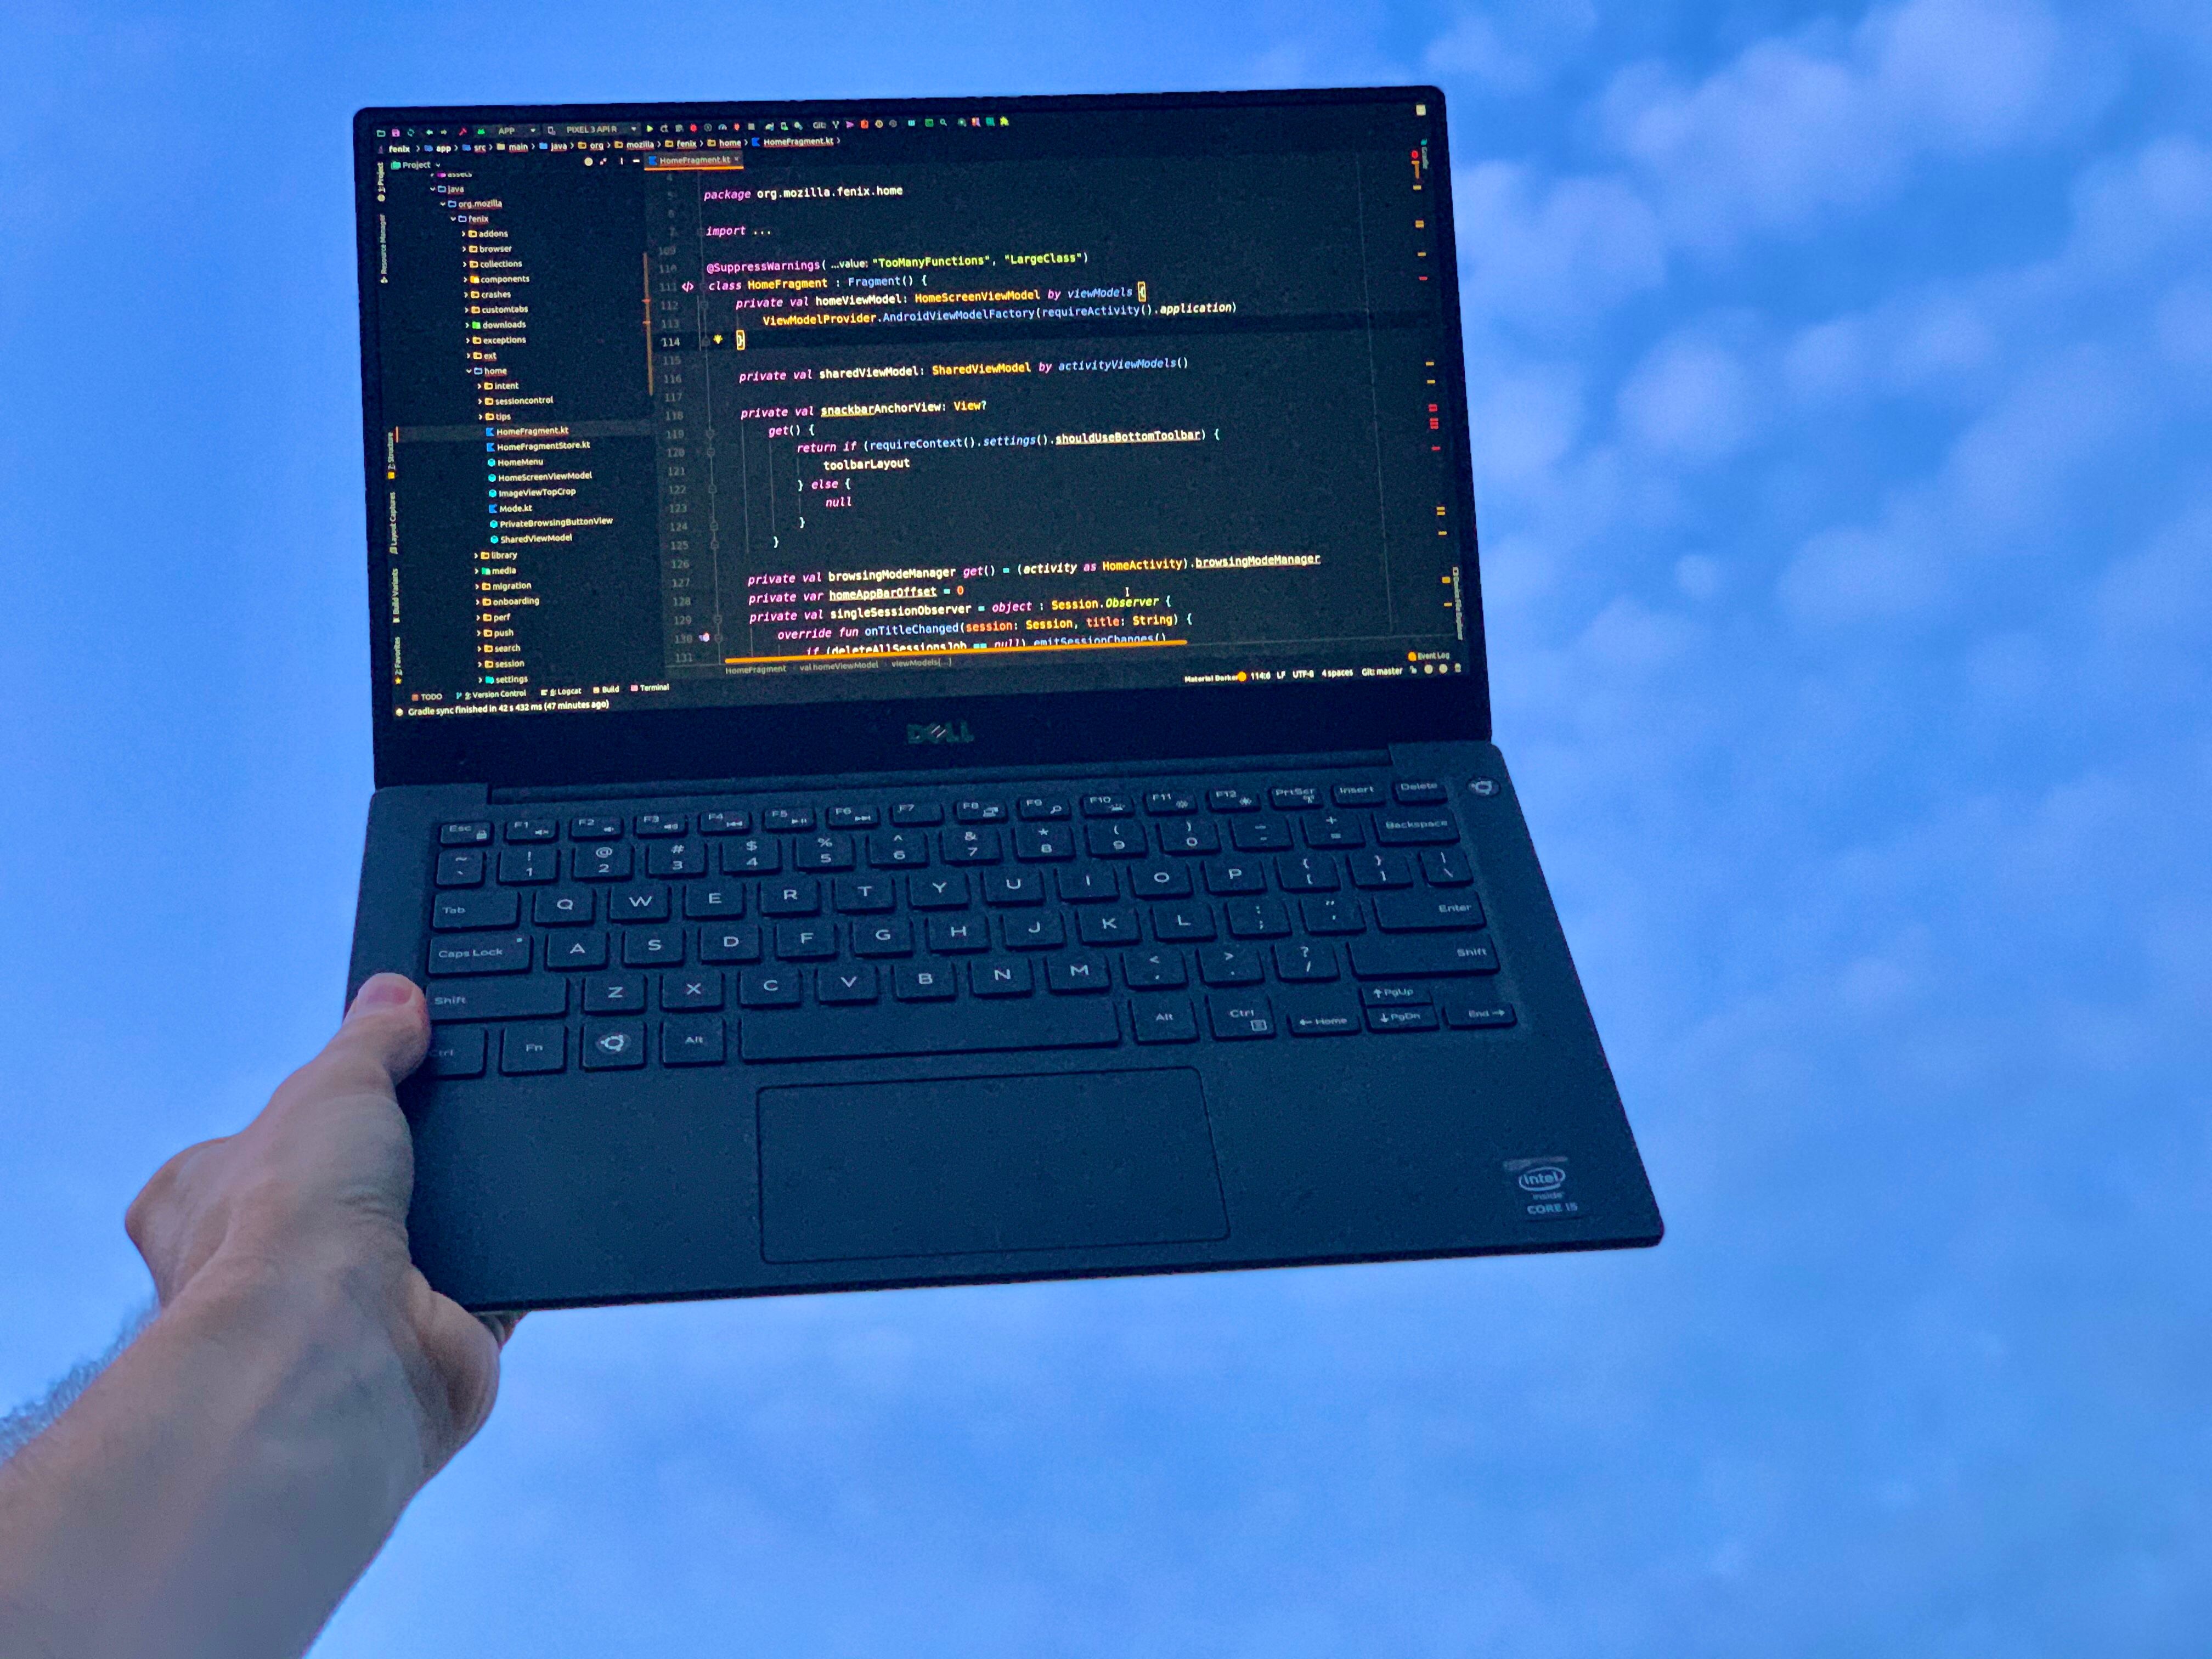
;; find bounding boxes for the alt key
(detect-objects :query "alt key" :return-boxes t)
[1132,996,1198,1043]
[663,1015,727,1065]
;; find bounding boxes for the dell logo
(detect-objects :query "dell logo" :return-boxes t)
[907,720,975,746]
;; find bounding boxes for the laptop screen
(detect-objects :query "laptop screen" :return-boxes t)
[360,92,1472,728]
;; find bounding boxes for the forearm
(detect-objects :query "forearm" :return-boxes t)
[0,1269,428,1659]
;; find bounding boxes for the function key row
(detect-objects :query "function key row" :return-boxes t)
[439,799,1012,847]
[436,781,1452,848]
[437,814,1462,885]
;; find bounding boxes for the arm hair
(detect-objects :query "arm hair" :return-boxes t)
[0,1302,156,1465]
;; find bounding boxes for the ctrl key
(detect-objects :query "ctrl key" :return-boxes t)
[425,1027,486,1078]
[500,1023,567,1075]
[1206,994,1276,1040]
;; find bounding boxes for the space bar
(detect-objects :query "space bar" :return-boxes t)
[739,998,1122,1061]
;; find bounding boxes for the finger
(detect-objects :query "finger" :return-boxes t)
[478,1310,526,1347]
[407,1276,506,1466]
[311,974,433,1093]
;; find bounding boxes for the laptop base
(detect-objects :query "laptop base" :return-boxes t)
[351,741,1660,1312]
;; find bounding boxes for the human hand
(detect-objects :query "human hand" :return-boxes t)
[0,973,521,1659]
[124,972,514,1480]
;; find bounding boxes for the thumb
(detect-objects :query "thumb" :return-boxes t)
[323,973,433,1088]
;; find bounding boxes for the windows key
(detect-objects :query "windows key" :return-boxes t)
[582,1020,646,1069]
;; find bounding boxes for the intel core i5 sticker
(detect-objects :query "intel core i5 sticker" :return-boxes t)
[1504,1156,1579,1218]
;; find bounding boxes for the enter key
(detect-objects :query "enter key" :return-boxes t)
[1372,891,1486,932]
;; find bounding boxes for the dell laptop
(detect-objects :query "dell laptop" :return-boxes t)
[346,87,1662,1312]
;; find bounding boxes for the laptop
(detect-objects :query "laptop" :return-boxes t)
[345,87,1662,1312]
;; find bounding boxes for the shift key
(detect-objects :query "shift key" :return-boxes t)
[1348,936,1498,978]
[426,933,532,976]
[425,977,567,1023]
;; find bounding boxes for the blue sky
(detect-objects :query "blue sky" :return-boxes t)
[3,0,2209,1651]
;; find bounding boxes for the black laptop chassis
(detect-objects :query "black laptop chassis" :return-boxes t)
[349,739,1662,1313]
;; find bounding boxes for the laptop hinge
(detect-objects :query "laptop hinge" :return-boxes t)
[487,749,1395,803]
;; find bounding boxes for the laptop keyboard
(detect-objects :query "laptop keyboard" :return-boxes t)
[417,773,1515,1077]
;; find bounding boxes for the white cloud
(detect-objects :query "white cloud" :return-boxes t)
[1578,595,1697,672]
[1773,136,2211,424]
[1941,347,2126,538]
[1424,0,1597,95]
[1675,554,1724,601]
[2095,503,2212,643]
[1782,316,1872,406]
[1454,162,1666,335]
[2055,136,2212,284]
[1741,127,2209,644]
[1962,629,2047,710]
[1781,291,2004,413]
[1616,332,1757,462]
[1778,345,2129,627]
[1888,298,2003,388]
[1477,532,1558,612]
[1779,521,1946,625]
[1602,0,2083,250]
[2153,283,2212,365]
[1467,362,1584,484]
[1864,0,2067,149]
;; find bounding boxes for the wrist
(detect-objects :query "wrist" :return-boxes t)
[0,1259,435,1659]
[165,1252,433,1504]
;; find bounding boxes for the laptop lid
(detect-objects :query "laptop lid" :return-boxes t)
[353,88,1488,789]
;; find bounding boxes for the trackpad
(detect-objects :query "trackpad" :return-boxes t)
[758,1069,1229,1263]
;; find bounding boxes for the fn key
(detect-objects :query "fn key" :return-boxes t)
[500,1023,566,1074]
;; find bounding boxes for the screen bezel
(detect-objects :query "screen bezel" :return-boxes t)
[354,86,1490,789]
